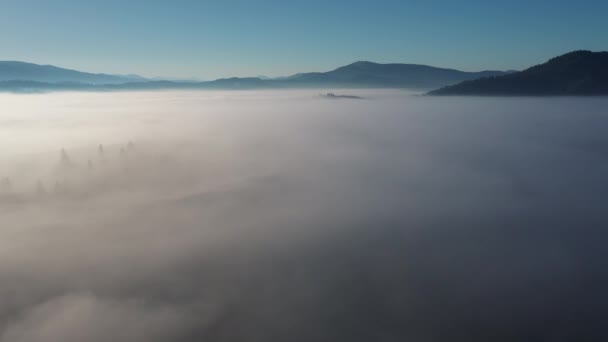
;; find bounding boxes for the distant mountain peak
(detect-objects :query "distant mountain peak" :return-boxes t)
[348,61,377,66]
[0,59,509,92]
[0,61,148,84]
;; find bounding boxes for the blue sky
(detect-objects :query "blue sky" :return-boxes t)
[1,0,607,79]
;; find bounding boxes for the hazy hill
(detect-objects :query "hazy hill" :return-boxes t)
[0,61,147,84]
[282,61,508,88]
[429,51,608,96]
[0,60,510,92]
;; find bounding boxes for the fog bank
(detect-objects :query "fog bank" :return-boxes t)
[1,90,608,341]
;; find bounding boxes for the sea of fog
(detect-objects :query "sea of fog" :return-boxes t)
[1,89,607,341]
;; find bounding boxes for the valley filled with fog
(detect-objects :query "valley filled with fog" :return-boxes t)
[1,89,607,341]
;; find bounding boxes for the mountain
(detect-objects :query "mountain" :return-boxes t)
[429,51,608,96]
[0,61,147,84]
[280,61,508,89]
[0,60,510,92]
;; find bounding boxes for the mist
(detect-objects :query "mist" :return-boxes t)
[1,89,608,341]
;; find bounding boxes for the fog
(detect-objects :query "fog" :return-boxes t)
[1,89,608,341]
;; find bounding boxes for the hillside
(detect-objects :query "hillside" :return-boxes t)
[0,61,147,84]
[429,51,608,96]
[282,61,507,89]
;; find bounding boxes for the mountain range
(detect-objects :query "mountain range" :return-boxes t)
[277,61,508,88]
[0,60,508,92]
[1,51,607,95]
[429,51,608,96]
[0,61,147,85]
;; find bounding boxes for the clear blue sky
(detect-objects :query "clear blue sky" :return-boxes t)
[1,0,606,79]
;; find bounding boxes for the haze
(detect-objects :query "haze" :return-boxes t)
[1,90,607,341]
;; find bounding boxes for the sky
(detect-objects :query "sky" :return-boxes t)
[0,0,607,79]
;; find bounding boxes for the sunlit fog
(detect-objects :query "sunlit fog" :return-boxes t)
[1,90,608,341]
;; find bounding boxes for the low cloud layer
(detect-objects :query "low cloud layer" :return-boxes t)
[1,90,608,341]
[1,293,186,342]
